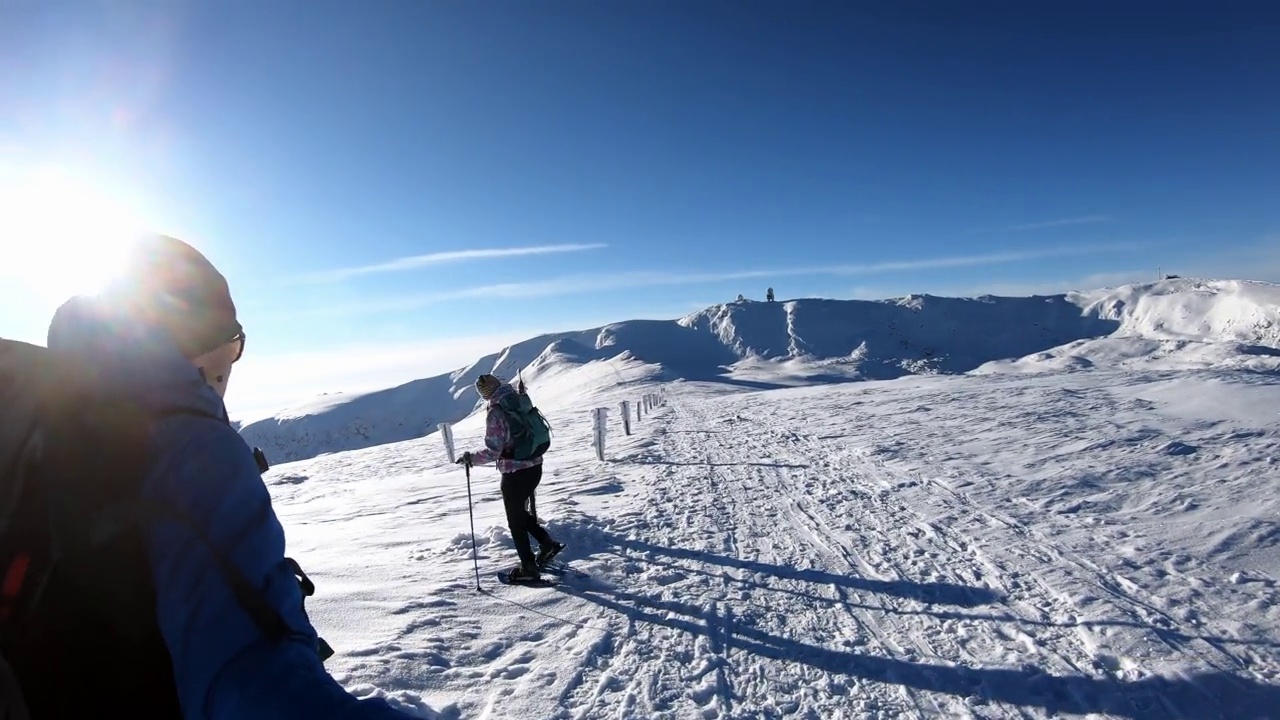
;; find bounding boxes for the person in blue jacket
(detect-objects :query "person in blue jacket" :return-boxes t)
[44,235,414,719]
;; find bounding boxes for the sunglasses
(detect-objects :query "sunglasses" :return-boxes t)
[229,330,246,363]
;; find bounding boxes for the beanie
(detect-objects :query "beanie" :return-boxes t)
[475,373,502,400]
[104,234,242,359]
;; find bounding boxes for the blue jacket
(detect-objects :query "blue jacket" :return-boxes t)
[47,301,411,719]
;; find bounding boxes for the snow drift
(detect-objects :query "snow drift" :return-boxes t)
[238,277,1280,463]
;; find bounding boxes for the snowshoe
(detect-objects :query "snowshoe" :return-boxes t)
[536,541,566,568]
[498,564,556,587]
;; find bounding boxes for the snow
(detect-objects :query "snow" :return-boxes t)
[242,277,1279,465]
[237,327,624,463]
[1073,278,1280,347]
[977,279,1280,377]
[248,277,1280,718]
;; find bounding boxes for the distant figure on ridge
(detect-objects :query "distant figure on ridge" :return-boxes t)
[766,287,775,302]
[456,374,564,584]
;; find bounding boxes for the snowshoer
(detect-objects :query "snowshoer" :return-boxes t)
[0,234,414,718]
[766,287,775,302]
[456,373,563,584]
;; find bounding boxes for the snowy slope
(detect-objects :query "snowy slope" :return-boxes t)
[267,362,1280,719]
[240,278,1280,464]
[238,328,603,462]
[978,279,1280,376]
[1077,277,1280,346]
[678,292,1118,377]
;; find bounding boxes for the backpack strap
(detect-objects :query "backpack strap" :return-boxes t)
[242,447,331,659]
[163,410,331,657]
[496,394,523,460]
[286,557,334,661]
[86,417,332,659]
[94,498,301,641]
[36,392,320,654]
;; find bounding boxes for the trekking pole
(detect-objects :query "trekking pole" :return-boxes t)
[464,459,481,591]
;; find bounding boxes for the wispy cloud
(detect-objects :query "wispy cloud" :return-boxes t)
[968,215,1113,234]
[292,243,608,283]
[846,269,1193,303]
[949,270,1157,298]
[304,242,1146,318]
[1004,215,1112,232]
[466,243,1146,297]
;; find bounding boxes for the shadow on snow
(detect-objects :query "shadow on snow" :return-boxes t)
[548,524,1280,720]
[604,534,995,607]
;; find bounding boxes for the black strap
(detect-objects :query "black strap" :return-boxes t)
[95,500,298,643]
[286,558,313,597]
[285,557,333,661]
[129,407,297,640]
[74,403,324,655]
[252,448,270,474]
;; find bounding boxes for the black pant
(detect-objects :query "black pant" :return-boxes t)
[501,464,553,567]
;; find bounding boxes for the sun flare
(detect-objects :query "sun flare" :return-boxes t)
[0,167,147,302]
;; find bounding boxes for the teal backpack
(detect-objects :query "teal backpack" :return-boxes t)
[495,390,552,461]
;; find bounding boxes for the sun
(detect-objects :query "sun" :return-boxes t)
[0,167,147,303]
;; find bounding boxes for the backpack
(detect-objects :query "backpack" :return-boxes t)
[0,338,331,717]
[495,389,552,461]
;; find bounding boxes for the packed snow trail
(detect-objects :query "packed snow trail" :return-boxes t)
[282,371,1280,719]
[555,382,1278,719]
[559,396,1137,719]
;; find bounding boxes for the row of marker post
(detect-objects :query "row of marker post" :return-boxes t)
[435,387,667,464]
[592,389,665,461]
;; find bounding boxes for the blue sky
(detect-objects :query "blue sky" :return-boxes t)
[1,1,1277,417]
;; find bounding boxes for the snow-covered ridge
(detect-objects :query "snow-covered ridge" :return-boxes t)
[238,277,1280,464]
[1073,278,1280,347]
[977,278,1280,376]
